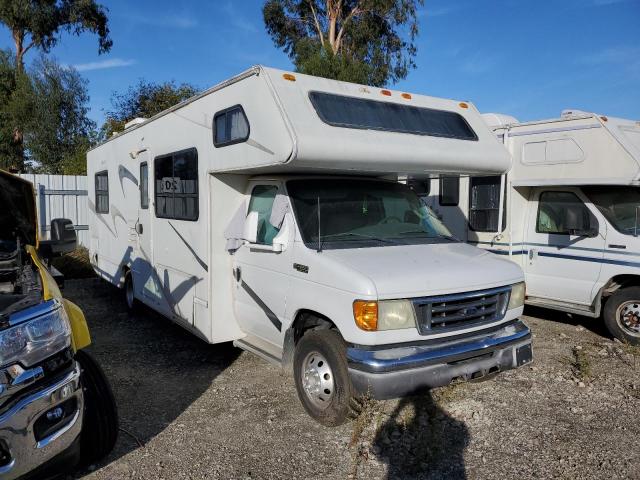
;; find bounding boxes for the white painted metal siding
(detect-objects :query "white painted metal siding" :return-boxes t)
[18,174,88,247]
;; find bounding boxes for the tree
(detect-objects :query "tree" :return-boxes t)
[0,0,112,71]
[102,80,199,139]
[25,56,96,174]
[263,0,423,87]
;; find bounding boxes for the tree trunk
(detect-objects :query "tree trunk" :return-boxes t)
[11,28,26,172]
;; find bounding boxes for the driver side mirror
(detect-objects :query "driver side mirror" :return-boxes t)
[39,218,77,258]
[243,211,259,244]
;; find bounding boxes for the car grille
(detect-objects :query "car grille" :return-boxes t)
[412,286,512,335]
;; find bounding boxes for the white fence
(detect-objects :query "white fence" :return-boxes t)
[18,174,89,247]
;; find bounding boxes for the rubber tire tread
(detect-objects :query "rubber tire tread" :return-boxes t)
[603,286,640,345]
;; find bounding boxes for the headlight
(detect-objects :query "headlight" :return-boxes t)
[508,282,526,310]
[353,299,417,331]
[0,302,71,368]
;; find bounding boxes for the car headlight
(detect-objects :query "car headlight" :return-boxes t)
[0,302,71,368]
[508,282,526,310]
[353,299,417,331]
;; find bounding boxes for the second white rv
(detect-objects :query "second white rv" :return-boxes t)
[422,110,640,344]
[87,66,531,425]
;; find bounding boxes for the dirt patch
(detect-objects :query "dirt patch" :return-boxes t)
[64,279,640,479]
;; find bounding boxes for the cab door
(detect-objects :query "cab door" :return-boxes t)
[233,181,292,357]
[524,188,606,306]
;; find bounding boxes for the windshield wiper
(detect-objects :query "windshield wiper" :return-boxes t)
[320,232,403,245]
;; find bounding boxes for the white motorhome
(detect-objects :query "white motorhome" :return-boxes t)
[422,110,640,344]
[87,66,531,425]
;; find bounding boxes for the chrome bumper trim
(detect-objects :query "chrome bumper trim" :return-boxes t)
[0,363,83,480]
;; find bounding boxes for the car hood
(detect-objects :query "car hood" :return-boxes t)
[323,242,524,298]
[0,170,37,247]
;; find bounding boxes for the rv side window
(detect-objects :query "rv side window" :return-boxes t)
[536,191,591,235]
[439,177,459,206]
[247,185,280,245]
[309,91,478,141]
[154,148,199,221]
[213,105,249,147]
[140,162,149,209]
[469,176,506,232]
[95,171,109,214]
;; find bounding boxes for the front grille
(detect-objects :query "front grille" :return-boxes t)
[413,286,511,335]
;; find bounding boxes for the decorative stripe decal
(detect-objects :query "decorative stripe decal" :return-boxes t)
[469,240,640,257]
[168,222,209,272]
[484,248,640,267]
[240,280,282,331]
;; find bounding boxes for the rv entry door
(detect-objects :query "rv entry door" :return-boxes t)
[524,188,606,306]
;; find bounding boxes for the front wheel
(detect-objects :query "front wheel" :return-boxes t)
[76,350,119,467]
[603,287,640,345]
[293,329,359,426]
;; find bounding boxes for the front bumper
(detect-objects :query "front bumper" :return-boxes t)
[0,363,84,480]
[347,319,532,399]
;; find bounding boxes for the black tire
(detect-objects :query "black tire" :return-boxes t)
[123,271,140,313]
[76,350,119,467]
[293,329,359,426]
[603,287,640,345]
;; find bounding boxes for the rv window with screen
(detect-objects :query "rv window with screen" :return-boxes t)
[248,185,280,245]
[140,162,149,209]
[469,176,506,232]
[213,105,249,147]
[95,171,109,214]
[536,191,592,235]
[308,92,478,141]
[439,177,459,206]
[154,148,198,221]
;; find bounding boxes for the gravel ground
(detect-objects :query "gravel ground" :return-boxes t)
[63,278,640,480]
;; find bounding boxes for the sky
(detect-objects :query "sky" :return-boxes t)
[1,0,638,127]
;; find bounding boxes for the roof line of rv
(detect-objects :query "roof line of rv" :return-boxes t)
[492,112,600,130]
[88,65,264,153]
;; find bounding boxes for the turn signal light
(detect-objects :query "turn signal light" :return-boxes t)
[353,301,378,331]
[283,73,296,81]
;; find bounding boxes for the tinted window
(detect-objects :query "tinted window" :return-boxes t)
[154,148,198,221]
[469,176,506,232]
[583,186,640,236]
[309,92,477,141]
[95,171,109,214]
[439,177,459,206]
[140,162,149,209]
[248,185,280,245]
[536,191,592,235]
[213,105,249,147]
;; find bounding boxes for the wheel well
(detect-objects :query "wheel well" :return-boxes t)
[281,310,336,371]
[602,275,640,298]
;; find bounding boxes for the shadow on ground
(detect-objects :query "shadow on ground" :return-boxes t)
[370,391,469,479]
[64,278,240,471]
[523,305,610,339]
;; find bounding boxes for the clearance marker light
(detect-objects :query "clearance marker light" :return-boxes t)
[381,89,392,96]
[283,73,296,81]
[401,93,412,100]
[600,116,608,122]
[459,102,469,109]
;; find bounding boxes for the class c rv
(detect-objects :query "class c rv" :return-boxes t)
[421,110,640,345]
[87,66,532,425]
[0,170,117,479]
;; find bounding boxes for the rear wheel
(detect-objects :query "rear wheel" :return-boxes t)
[124,271,139,312]
[76,350,118,467]
[293,329,359,426]
[604,287,640,345]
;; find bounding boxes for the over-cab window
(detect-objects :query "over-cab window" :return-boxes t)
[248,185,280,245]
[309,91,478,141]
[439,177,459,206]
[154,148,198,221]
[536,191,591,235]
[95,171,109,214]
[213,105,249,147]
[469,176,506,232]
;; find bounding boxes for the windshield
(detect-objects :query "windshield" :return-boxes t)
[287,179,454,249]
[582,186,640,236]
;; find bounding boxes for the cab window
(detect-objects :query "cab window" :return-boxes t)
[248,185,280,245]
[537,191,590,234]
